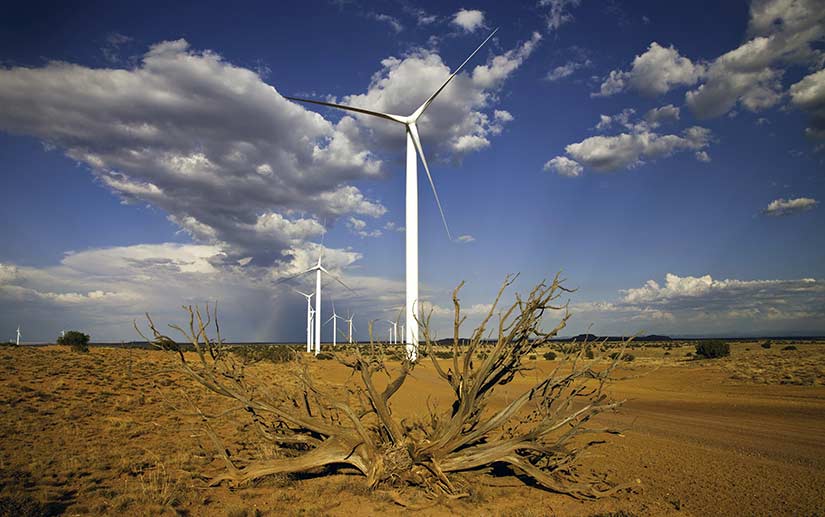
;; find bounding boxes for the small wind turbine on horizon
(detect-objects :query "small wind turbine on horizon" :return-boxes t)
[16,326,21,346]
[279,243,353,355]
[285,28,499,361]
[325,300,345,348]
[345,312,355,344]
[295,290,314,353]
[386,320,398,345]
[309,306,316,349]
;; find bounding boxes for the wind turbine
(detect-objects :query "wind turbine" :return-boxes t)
[386,320,398,344]
[325,300,345,348]
[309,306,316,350]
[280,246,353,355]
[345,312,356,344]
[16,326,20,346]
[285,29,498,361]
[295,290,314,353]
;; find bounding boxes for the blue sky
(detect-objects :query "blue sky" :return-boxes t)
[1,0,824,342]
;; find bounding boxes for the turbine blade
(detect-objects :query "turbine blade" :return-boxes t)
[408,124,452,241]
[326,314,335,324]
[285,96,406,124]
[411,28,498,120]
[274,267,315,285]
[319,266,355,292]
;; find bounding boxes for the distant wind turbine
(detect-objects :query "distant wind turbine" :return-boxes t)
[279,246,353,355]
[325,300,345,348]
[16,326,20,346]
[386,320,398,345]
[285,29,498,361]
[345,312,356,344]
[309,306,316,349]
[295,290,314,353]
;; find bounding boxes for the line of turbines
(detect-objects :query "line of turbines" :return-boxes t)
[288,246,403,355]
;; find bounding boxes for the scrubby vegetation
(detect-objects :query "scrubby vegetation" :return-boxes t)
[57,331,90,353]
[230,344,299,364]
[694,341,730,359]
[782,345,798,351]
[761,340,772,349]
[608,352,635,362]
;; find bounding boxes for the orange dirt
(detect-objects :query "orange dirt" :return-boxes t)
[0,343,823,516]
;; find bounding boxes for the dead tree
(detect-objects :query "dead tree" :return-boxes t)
[137,274,634,500]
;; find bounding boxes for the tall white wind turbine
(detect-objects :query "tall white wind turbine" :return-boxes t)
[295,290,314,353]
[16,326,20,346]
[285,29,498,361]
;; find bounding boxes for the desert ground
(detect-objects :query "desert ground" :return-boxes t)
[0,341,824,516]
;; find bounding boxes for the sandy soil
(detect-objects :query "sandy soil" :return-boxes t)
[0,342,823,516]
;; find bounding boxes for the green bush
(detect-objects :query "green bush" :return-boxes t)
[760,340,772,349]
[543,351,557,361]
[316,352,335,360]
[57,330,90,352]
[606,351,635,362]
[782,345,798,351]
[694,340,730,359]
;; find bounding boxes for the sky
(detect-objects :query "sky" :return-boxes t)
[1,0,824,342]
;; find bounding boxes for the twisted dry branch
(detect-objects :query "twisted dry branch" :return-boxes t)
[136,276,637,500]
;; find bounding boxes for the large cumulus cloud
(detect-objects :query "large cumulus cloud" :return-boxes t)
[0,39,387,263]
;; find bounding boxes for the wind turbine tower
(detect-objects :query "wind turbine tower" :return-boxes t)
[345,312,355,344]
[386,320,398,345]
[281,246,352,355]
[326,301,345,348]
[286,29,498,361]
[16,326,20,346]
[295,291,314,353]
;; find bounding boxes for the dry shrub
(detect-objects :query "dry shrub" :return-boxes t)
[137,275,637,504]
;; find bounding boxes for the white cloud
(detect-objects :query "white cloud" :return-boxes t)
[543,156,583,177]
[593,42,705,97]
[340,31,540,157]
[346,216,383,238]
[563,126,711,172]
[546,58,591,82]
[383,221,404,232]
[594,108,640,132]
[695,150,711,162]
[686,0,825,119]
[0,243,374,341]
[789,68,825,140]
[539,0,582,31]
[0,39,386,264]
[456,234,476,243]
[571,272,825,335]
[0,264,17,284]
[370,13,403,33]
[763,197,818,216]
[644,104,681,126]
[452,9,485,32]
